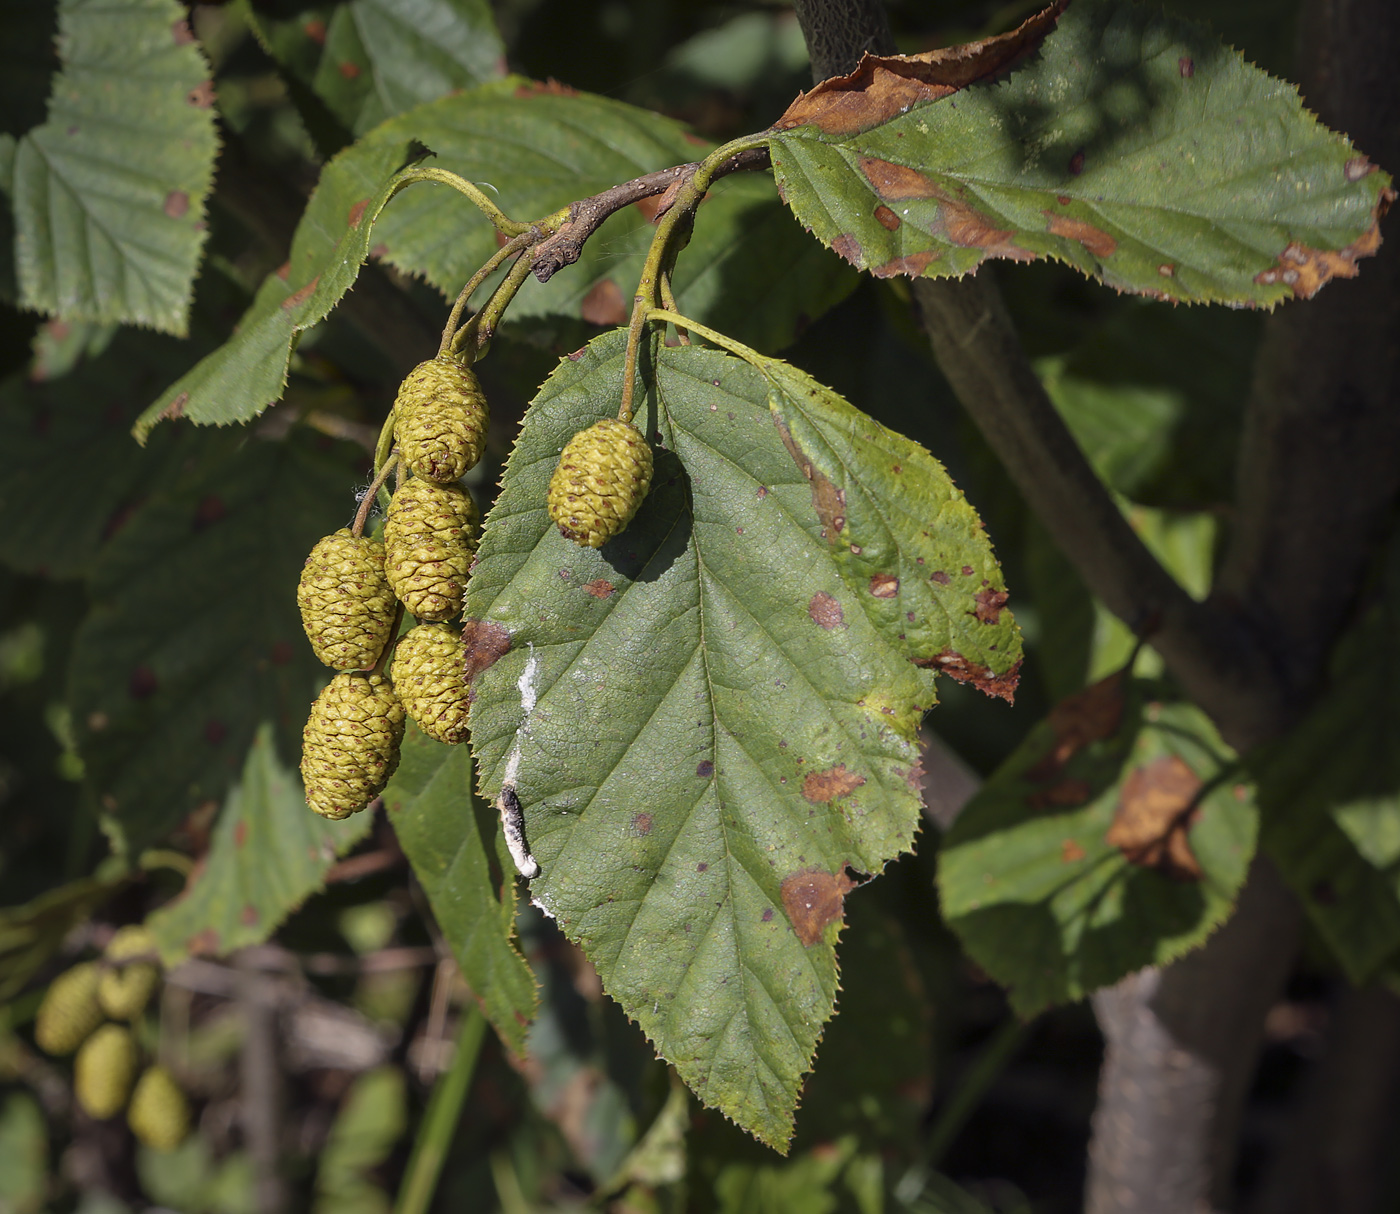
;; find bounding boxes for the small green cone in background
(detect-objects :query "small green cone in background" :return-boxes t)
[391,623,471,745]
[98,925,161,1021]
[394,356,489,483]
[547,418,653,548]
[383,478,479,621]
[301,672,406,819]
[34,961,104,1056]
[74,1024,138,1120]
[297,529,397,671]
[128,1065,190,1151]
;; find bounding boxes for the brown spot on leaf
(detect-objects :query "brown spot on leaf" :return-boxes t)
[859,157,940,200]
[129,666,158,699]
[1253,192,1393,298]
[187,82,215,108]
[304,18,327,43]
[973,587,1008,623]
[338,61,361,79]
[935,192,1033,261]
[916,650,1020,702]
[697,760,714,778]
[275,262,291,280]
[1068,148,1086,175]
[1158,263,1175,277]
[808,591,845,629]
[831,233,863,264]
[1106,755,1203,880]
[774,1,1066,136]
[630,812,653,836]
[781,868,857,946]
[1178,56,1194,78]
[515,78,579,99]
[581,278,627,326]
[1345,156,1377,182]
[874,204,901,230]
[582,579,614,599]
[762,907,775,922]
[164,190,189,219]
[772,413,847,537]
[282,277,320,311]
[462,619,512,684]
[1029,778,1092,809]
[869,573,899,598]
[872,251,937,278]
[187,928,220,956]
[234,820,248,847]
[172,19,195,44]
[348,199,369,229]
[1061,838,1087,863]
[930,570,951,585]
[161,391,189,422]
[1027,671,1126,781]
[802,764,866,803]
[240,905,259,926]
[1045,212,1117,258]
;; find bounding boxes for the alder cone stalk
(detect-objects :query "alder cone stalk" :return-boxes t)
[128,1065,190,1151]
[301,673,406,819]
[547,418,653,548]
[297,530,397,670]
[98,925,161,1020]
[74,1024,138,1120]
[384,478,479,621]
[34,962,104,1056]
[391,623,470,745]
[394,356,489,482]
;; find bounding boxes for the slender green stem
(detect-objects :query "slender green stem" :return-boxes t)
[437,233,534,360]
[394,1007,488,1214]
[373,409,398,476]
[658,272,689,345]
[395,167,531,237]
[925,1015,1028,1169]
[455,250,536,359]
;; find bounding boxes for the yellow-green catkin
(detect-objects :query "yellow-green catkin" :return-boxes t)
[128,1065,190,1151]
[383,478,479,621]
[394,357,489,482]
[301,673,406,819]
[297,530,397,670]
[34,961,104,1056]
[391,623,470,745]
[546,418,653,548]
[74,1024,138,1120]
[98,925,161,1021]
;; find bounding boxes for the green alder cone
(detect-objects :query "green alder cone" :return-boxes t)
[34,961,104,1056]
[301,672,406,820]
[384,477,479,621]
[297,529,397,671]
[546,417,653,548]
[394,356,489,482]
[390,623,470,745]
[128,1065,190,1152]
[74,1024,138,1120]
[98,925,161,1021]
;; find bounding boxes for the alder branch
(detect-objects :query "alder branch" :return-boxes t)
[528,145,772,283]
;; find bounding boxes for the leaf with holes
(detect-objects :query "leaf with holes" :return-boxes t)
[69,432,366,852]
[1256,538,1400,983]
[938,676,1257,1016]
[382,726,537,1056]
[147,724,372,965]
[247,0,505,142]
[766,0,1393,306]
[463,330,1017,1146]
[8,0,218,334]
[138,78,853,436]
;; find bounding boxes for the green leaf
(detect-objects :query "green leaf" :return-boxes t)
[146,724,372,965]
[0,1091,47,1214]
[939,677,1257,1016]
[69,432,365,852]
[465,331,1017,1147]
[139,79,852,436]
[767,0,1392,306]
[313,1065,407,1214]
[247,0,505,139]
[382,726,537,1056]
[1257,542,1400,983]
[9,0,219,334]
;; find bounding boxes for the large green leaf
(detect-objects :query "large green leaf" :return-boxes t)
[767,0,1392,306]
[246,0,505,141]
[146,724,372,964]
[381,725,537,1056]
[464,330,1018,1147]
[939,677,1257,1016]
[1257,541,1400,983]
[138,79,853,436]
[8,0,219,334]
[68,432,365,852]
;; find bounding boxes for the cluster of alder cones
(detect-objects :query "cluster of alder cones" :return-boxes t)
[34,927,191,1149]
[298,355,653,821]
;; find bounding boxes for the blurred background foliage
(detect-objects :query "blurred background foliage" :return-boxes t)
[3,0,1396,1212]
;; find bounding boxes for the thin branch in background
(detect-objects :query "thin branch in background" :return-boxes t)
[237,950,288,1214]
